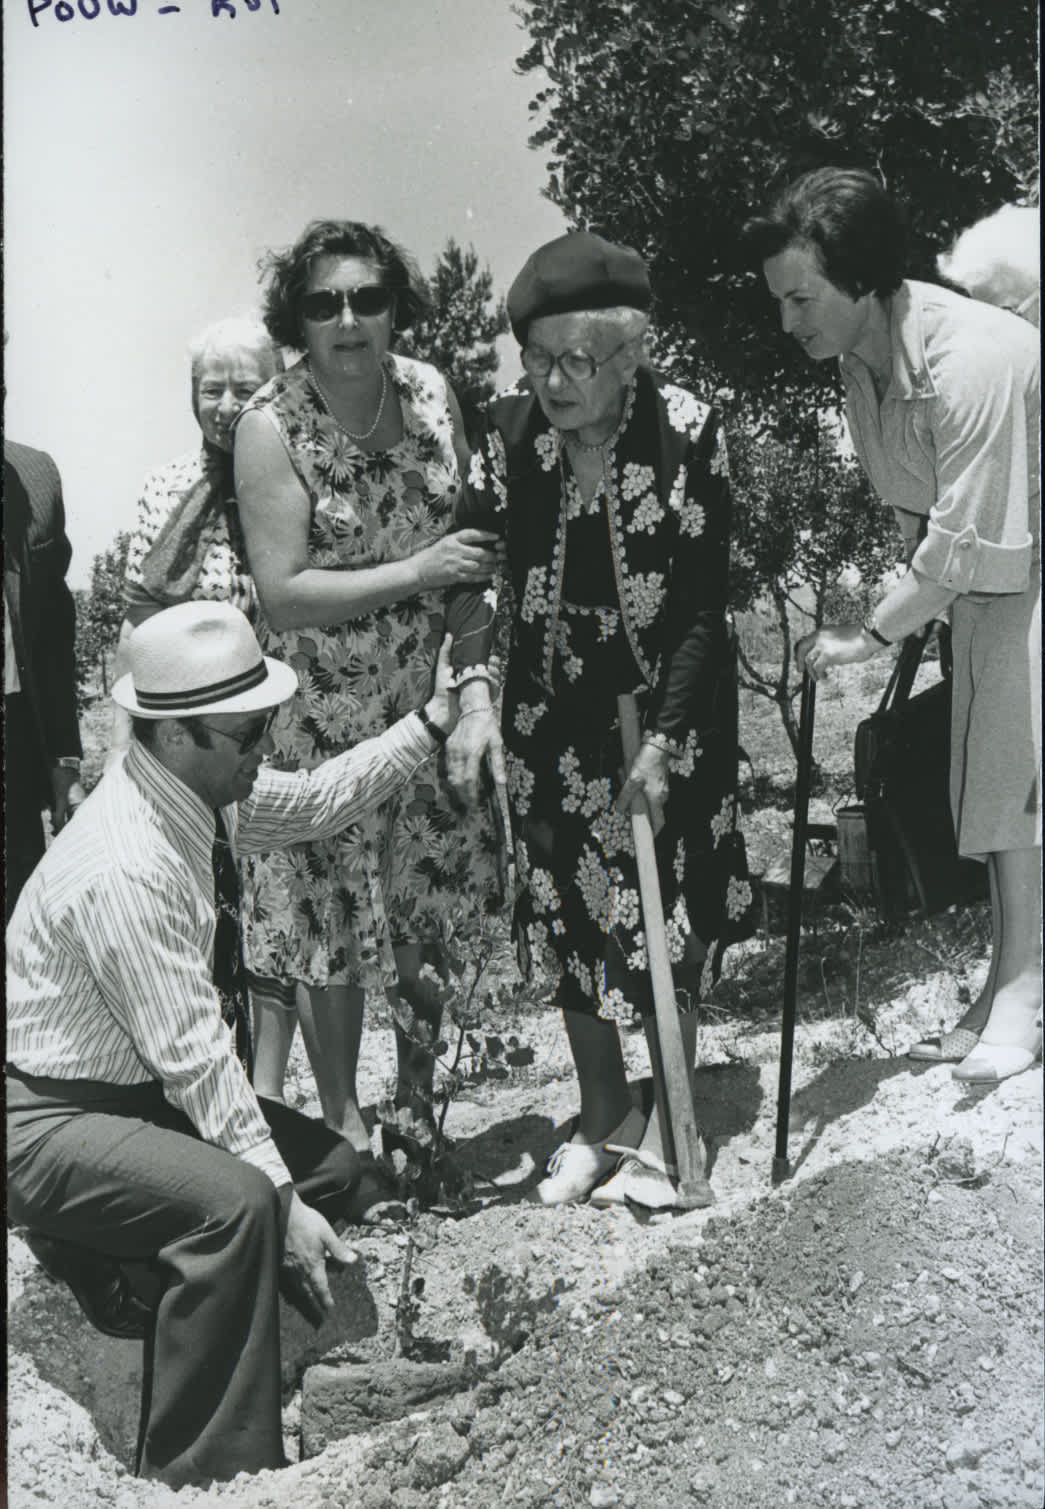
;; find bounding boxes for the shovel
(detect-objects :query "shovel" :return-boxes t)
[772,671,817,1184]
[618,695,713,1210]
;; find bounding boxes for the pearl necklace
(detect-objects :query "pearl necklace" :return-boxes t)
[562,380,635,455]
[308,361,389,442]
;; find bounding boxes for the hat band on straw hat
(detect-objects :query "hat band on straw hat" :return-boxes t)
[135,658,269,712]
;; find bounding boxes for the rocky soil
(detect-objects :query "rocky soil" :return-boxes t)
[7,900,1043,1509]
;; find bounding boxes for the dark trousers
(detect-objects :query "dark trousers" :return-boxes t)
[4,693,48,921]
[6,1069,374,1488]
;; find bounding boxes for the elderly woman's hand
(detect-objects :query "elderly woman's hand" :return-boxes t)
[796,624,876,681]
[615,742,670,835]
[446,702,506,808]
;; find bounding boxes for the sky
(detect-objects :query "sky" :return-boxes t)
[3,0,567,585]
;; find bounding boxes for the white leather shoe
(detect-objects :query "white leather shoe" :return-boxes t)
[536,1106,646,1207]
[537,1139,619,1206]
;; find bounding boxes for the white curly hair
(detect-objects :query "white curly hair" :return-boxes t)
[937,205,1039,325]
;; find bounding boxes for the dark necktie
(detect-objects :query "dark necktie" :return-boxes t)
[211,809,254,1081]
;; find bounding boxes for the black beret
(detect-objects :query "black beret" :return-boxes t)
[507,231,652,343]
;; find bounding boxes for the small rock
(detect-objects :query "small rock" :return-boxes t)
[848,1271,865,1295]
[976,1356,996,1373]
[589,1484,619,1507]
[940,1266,962,1282]
[663,1389,685,1407]
[945,1438,985,1469]
[688,1469,716,1502]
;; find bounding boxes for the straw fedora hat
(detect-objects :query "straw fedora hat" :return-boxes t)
[112,601,298,719]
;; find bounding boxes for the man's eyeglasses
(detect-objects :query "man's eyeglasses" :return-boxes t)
[520,339,630,383]
[195,708,278,756]
[300,286,395,324]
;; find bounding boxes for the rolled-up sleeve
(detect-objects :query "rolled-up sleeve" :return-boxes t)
[233,712,437,853]
[911,340,1037,594]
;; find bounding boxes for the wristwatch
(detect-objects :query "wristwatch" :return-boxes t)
[861,611,891,647]
[55,756,82,772]
[416,705,448,746]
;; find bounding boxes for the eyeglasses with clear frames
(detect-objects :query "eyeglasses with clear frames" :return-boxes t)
[194,707,279,756]
[520,339,630,383]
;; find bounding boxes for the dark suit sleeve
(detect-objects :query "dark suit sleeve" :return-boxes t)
[36,460,83,760]
[6,446,83,762]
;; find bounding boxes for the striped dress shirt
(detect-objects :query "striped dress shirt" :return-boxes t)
[6,714,437,1188]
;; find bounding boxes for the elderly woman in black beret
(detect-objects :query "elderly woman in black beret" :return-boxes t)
[445,232,750,1209]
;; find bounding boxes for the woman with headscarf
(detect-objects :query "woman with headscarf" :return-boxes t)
[445,232,751,1210]
[111,317,283,753]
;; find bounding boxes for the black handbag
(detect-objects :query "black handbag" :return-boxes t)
[853,623,989,918]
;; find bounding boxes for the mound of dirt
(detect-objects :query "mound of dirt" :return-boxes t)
[6,942,1043,1509]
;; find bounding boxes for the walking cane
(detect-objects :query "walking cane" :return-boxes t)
[618,695,713,1210]
[772,671,817,1185]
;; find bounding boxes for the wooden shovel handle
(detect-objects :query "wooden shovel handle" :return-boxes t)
[618,695,710,1208]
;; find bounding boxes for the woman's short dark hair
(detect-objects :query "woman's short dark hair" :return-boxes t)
[259,220,430,349]
[743,168,907,299]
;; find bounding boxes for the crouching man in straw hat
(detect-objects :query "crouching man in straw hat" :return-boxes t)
[6,601,459,1488]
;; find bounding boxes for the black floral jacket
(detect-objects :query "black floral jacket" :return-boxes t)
[446,367,732,747]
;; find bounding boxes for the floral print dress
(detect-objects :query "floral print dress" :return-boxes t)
[446,369,752,1022]
[239,354,501,991]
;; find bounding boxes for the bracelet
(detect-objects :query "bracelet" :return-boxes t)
[454,671,495,691]
[861,611,892,647]
[55,756,82,771]
[415,705,448,746]
[641,730,683,758]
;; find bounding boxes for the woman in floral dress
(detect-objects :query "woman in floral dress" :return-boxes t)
[235,220,502,1149]
[446,232,751,1210]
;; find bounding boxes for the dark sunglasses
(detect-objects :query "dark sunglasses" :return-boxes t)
[195,708,278,756]
[300,285,395,323]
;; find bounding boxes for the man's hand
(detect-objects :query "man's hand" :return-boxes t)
[51,765,86,832]
[615,742,670,835]
[282,1192,357,1326]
